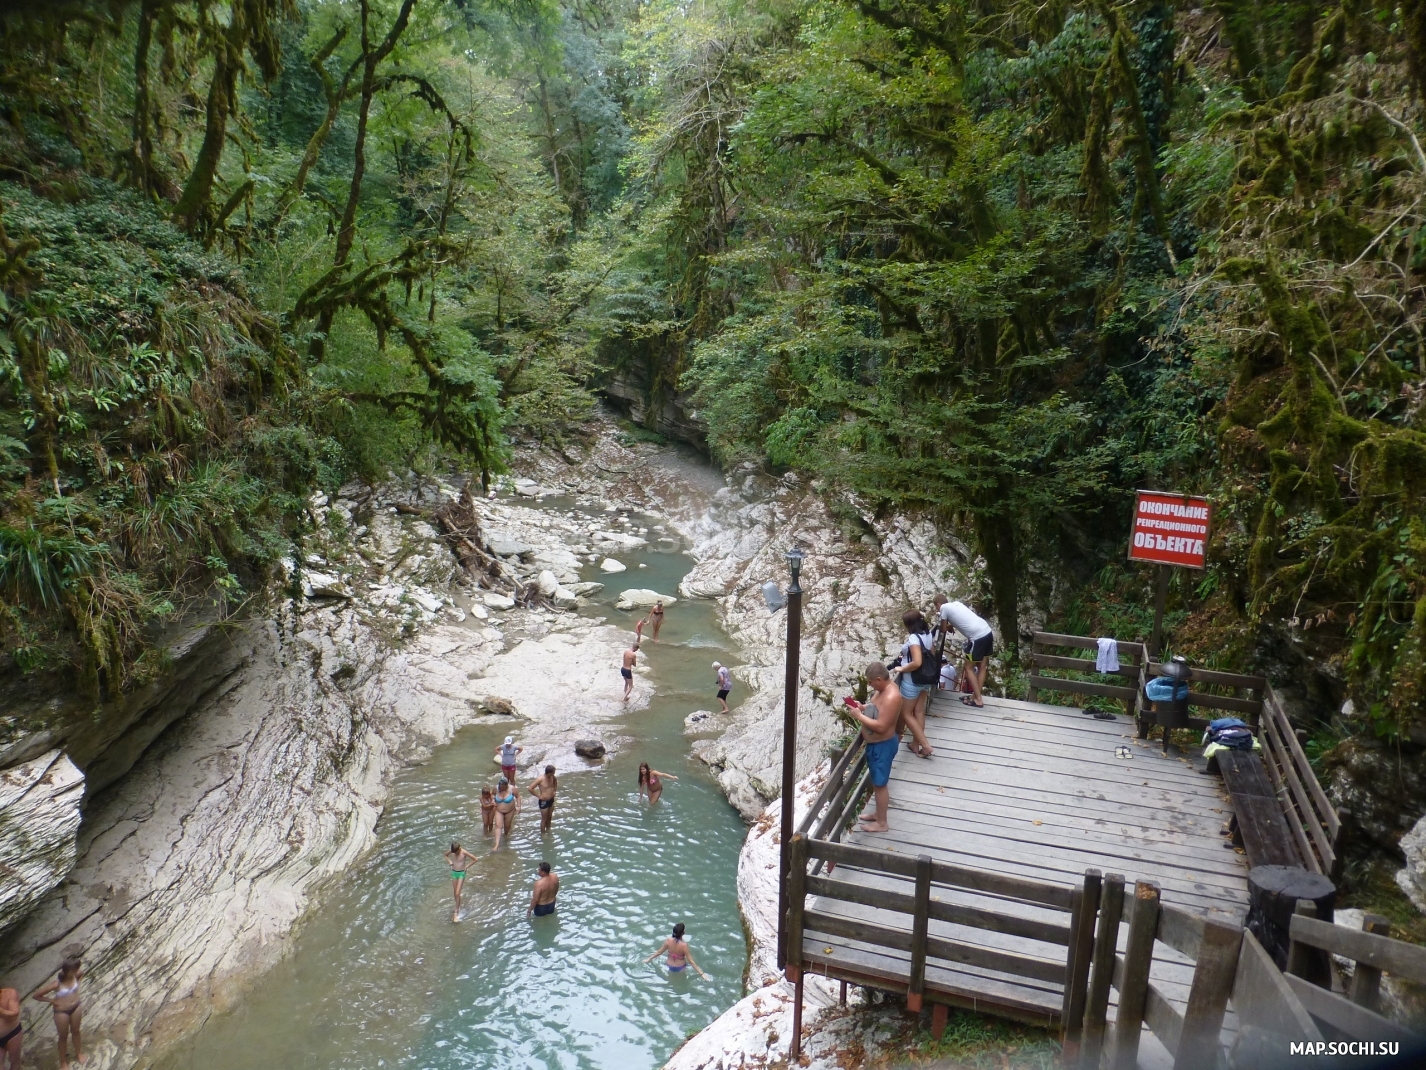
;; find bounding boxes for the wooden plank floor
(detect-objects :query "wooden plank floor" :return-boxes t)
[801,691,1249,1054]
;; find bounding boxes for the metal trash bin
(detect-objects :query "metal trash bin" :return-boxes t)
[1148,655,1192,752]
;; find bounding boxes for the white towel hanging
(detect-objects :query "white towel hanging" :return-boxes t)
[1096,637,1120,673]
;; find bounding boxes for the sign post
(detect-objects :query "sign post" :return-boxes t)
[1128,491,1210,656]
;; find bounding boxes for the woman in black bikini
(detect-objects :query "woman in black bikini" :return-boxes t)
[31,957,83,1069]
[0,986,21,1070]
[637,762,678,804]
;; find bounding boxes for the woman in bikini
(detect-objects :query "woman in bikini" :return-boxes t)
[479,785,495,835]
[637,762,678,804]
[649,601,665,641]
[493,777,520,848]
[0,986,21,1070]
[444,841,479,923]
[31,957,83,1068]
[644,922,708,978]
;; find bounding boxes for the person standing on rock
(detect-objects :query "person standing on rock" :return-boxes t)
[713,661,733,713]
[934,595,993,709]
[496,736,522,783]
[31,957,83,1069]
[845,663,902,832]
[638,762,678,804]
[528,862,560,918]
[644,922,708,978]
[0,986,22,1070]
[444,841,479,923]
[621,642,639,701]
[649,601,665,641]
[529,765,558,833]
[493,777,520,849]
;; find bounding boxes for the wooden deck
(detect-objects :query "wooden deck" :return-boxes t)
[800,691,1250,1056]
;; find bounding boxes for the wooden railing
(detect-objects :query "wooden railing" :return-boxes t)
[1259,683,1346,880]
[1026,632,1148,716]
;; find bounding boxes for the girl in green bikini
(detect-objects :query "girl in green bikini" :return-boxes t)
[444,841,478,922]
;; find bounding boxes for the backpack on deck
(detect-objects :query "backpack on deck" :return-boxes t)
[1207,716,1255,751]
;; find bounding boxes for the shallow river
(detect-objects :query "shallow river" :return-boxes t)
[160,498,749,1070]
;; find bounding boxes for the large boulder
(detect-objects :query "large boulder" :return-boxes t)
[482,592,516,610]
[568,581,604,596]
[599,557,627,573]
[614,589,678,611]
[591,530,648,550]
[1398,815,1426,914]
[0,750,84,935]
[574,739,607,759]
[536,570,561,597]
[551,586,580,610]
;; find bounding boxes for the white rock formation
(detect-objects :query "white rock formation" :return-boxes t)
[600,557,627,573]
[0,750,83,934]
[1398,814,1426,914]
[614,588,679,610]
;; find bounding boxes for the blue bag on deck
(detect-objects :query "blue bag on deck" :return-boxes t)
[1206,716,1255,750]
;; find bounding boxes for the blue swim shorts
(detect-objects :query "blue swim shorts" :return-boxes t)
[898,676,928,700]
[864,736,900,787]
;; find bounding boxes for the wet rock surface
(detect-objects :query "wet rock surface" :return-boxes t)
[0,750,83,935]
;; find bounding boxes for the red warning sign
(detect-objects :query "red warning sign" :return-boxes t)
[1128,491,1210,570]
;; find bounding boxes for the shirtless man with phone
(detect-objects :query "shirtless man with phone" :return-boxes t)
[843,662,903,832]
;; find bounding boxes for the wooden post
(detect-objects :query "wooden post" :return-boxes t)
[1081,873,1125,1068]
[789,967,805,1060]
[1111,881,1161,1070]
[1285,899,1332,986]
[839,980,847,1006]
[786,834,807,980]
[1347,914,1391,1012]
[931,1002,949,1041]
[1173,918,1242,1070]
[1062,869,1102,1061]
[907,853,932,1013]
[1149,564,1169,657]
[777,553,804,970]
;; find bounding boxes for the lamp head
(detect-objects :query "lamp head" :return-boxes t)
[785,546,805,580]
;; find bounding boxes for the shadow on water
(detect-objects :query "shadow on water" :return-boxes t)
[159,497,749,1070]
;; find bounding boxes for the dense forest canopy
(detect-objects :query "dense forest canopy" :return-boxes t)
[2,0,1424,754]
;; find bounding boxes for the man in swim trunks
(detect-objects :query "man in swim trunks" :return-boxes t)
[621,642,639,701]
[528,861,559,918]
[844,662,902,832]
[528,764,558,833]
[495,736,522,782]
[649,601,665,641]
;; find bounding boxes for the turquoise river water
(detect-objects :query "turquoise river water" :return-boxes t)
[159,498,750,1070]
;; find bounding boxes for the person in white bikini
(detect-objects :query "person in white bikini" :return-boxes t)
[31,957,84,1068]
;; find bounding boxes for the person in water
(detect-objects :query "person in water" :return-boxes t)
[479,785,495,835]
[31,957,83,1068]
[492,776,520,849]
[844,662,902,832]
[0,986,21,1070]
[637,762,678,804]
[495,736,522,783]
[644,922,708,978]
[528,862,560,918]
[444,841,479,922]
[649,601,665,641]
[528,764,558,833]
[713,661,732,713]
[621,642,639,701]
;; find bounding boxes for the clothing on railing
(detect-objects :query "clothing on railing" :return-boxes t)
[1095,637,1119,673]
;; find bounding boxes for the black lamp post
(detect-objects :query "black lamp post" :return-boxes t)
[777,545,805,971]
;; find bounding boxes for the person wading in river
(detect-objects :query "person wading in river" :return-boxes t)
[644,922,708,978]
[621,642,639,701]
[637,762,678,804]
[444,841,479,922]
[844,663,902,832]
[495,736,522,783]
[493,777,520,849]
[528,862,560,918]
[528,764,558,833]
[649,601,665,641]
[0,986,22,1070]
[712,661,732,713]
[479,785,495,835]
[31,957,83,1069]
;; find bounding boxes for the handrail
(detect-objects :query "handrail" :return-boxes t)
[795,735,864,837]
[1258,682,1346,878]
